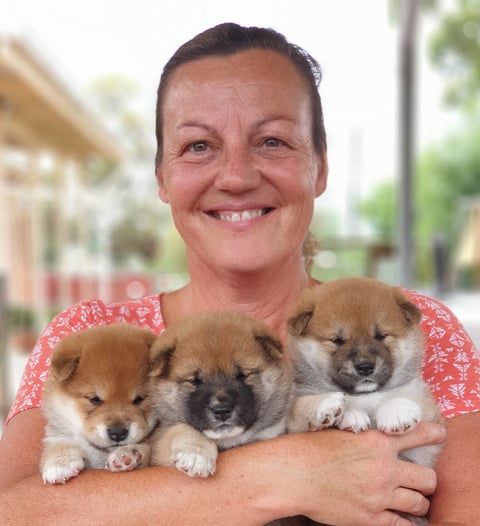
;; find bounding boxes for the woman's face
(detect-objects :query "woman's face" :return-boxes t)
[157,49,327,275]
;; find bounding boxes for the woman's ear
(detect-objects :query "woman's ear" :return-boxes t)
[314,155,328,198]
[156,166,170,203]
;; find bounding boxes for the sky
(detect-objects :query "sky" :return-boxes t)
[1,0,456,236]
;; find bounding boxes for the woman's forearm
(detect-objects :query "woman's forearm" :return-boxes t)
[428,412,480,525]
[0,410,445,526]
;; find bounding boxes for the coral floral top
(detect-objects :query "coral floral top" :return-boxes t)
[5,289,480,426]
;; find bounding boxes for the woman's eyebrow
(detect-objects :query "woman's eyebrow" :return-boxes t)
[175,115,295,133]
[256,115,296,127]
[175,121,214,132]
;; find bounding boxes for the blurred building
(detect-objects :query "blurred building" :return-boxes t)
[0,34,125,356]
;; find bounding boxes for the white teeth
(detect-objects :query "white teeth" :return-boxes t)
[218,209,264,222]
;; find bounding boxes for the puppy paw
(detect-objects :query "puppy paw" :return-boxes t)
[106,443,150,472]
[41,447,86,484]
[151,423,218,477]
[311,392,346,430]
[376,398,421,434]
[338,408,371,432]
[173,449,216,477]
[172,441,218,478]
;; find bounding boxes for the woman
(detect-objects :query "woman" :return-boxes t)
[1,23,478,525]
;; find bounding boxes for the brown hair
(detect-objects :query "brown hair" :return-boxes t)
[154,22,327,169]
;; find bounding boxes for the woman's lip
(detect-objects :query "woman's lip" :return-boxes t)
[208,208,273,222]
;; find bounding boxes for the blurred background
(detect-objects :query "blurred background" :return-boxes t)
[1,0,479,425]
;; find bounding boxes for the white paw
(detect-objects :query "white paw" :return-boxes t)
[376,398,421,434]
[173,442,218,478]
[106,444,149,472]
[339,408,371,432]
[311,392,347,430]
[42,454,85,484]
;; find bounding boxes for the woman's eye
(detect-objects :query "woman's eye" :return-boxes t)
[189,142,208,153]
[264,138,280,148]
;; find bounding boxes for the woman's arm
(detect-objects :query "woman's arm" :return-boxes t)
[428,411,480,525]
[0,408,445,526]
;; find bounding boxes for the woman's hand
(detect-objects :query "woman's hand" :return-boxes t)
[240,421,446,525]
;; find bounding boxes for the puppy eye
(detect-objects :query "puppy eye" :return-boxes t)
[88,395,103,406]
[188,376,202,387]
[133,396,145,405]
[330,337,345,346]
[375,332,387,341]
[235,370,248,382]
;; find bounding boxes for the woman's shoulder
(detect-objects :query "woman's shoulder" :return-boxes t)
[402,287,480,418]
[401,288,474,345]
[48,293,166,335]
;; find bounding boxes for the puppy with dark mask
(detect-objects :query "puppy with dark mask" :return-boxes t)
[148,310,293,478]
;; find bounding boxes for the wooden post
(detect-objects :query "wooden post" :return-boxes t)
[398,0,418,288]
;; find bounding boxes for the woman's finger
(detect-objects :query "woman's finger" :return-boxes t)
[397,457,438,498]
[391,421,447,453]
[390,486,431,517]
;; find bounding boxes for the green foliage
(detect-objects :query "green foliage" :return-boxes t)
[7,305,36,331]
[359,115,480,284]
[155,224,188,275]
[415,115,480,280]
[89,75,154,157]
[358,181,397,243]
[110,200,170,268]
[85,74,166,272]
[428,0,480,107]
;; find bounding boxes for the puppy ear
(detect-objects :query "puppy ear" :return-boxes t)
[288,309,314,336]
[50,335,82,382]
[392,288,422,325]
[141,328,157,349]
[399,301,422,325]
[149,331,177,378]
[255,332,284,362]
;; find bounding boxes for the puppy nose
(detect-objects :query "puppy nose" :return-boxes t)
[211,401,234,421]
[108,426,129,442]
[355,361,375,376]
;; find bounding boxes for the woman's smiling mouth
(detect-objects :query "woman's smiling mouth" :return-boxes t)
[209,208,273,222]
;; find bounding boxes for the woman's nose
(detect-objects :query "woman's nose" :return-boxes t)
[214,145,261,192]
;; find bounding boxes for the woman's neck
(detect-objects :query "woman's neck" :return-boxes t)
[162,260,316,341]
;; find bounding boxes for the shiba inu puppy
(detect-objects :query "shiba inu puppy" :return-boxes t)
[286,277,443,526]
[148,310,293,478]
[41,324,158,484]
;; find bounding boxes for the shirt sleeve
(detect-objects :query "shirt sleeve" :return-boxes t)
[405,289,480,419]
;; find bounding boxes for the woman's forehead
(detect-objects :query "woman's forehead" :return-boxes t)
[161,49,311,126]
[164,49,308,98]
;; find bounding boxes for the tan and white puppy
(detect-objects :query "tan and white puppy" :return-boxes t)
[41,323,159,484]
[286,277,443,525]
[148,310,293,478]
